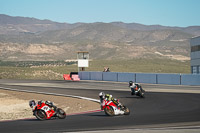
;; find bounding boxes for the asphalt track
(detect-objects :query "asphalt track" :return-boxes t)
[0,79,200,133]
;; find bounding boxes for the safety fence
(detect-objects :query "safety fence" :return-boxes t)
[78,71,200,86]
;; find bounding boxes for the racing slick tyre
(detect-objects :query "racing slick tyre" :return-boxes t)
[57,108,66,119]
[122,106,130,115]
[104,106,115,116]
[141,93,145,98]
[139,90,145,98]
[34,110,47,120]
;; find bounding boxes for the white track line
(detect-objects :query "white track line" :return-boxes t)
[0,86,100,103]
[0,86,102,121]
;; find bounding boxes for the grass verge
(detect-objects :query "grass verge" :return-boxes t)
[0,59,190,80]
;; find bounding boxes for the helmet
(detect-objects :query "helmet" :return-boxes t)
[45,100,51,104]
[45,100,53,107]
[99,92,105,99]
[29,100,36,107]
[129,81,133,86]
[38,100,42,105]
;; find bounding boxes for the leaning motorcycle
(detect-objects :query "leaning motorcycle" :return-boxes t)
[101,99,130,116]
[32,102,66,120]
[131,86,145,98]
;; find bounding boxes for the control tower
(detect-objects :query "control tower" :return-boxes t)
[77,51,89,71]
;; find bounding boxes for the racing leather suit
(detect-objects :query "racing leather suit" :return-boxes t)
[105,94,121,107]
[130,83,142,93]
[38,100,57,111]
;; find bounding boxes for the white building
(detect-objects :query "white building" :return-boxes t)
[190,36,200,74]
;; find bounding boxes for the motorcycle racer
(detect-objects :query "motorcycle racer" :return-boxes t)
[99,92,130,116]
[129,81,145,97]
[29,100,66,120]
[129,81,142,93]
[99,92,121,109]
[29,100,57,111]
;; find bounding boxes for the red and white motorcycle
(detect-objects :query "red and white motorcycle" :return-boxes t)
[101,99,130,116]
[30,101,66,120]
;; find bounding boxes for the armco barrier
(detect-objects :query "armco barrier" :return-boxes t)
[181,74,200,86]
[118,72,135,82]
[78,71,200,86]
[90,72,103,81]
[157,74,180,85]
[78,72,82,79]
[136,73,157,84]
[103,72,118,81]
[79,71,90,80]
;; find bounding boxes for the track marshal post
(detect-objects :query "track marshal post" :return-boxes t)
[77,51,89,72]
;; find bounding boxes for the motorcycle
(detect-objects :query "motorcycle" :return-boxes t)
[32,102,66,120]
[130,85,145,98]
[101,99,130,116]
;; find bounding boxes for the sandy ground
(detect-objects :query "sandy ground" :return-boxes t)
[0,89,100,121]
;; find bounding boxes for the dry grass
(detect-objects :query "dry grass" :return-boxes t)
[0,59,190,80]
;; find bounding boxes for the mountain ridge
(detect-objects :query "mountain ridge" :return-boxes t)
[0,14,198,61]
[1,14,200,35]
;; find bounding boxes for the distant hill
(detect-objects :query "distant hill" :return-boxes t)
[111,22,200,36]
[0,14,82,35]
[0,14,198,61]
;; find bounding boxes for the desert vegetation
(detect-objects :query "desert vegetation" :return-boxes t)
[0,59,190,80]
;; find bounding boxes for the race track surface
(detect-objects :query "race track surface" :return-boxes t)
[0,80,200,133]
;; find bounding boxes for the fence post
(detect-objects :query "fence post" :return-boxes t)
[135,74,137,82]
[156,74,158,84]
[117,73,119,82]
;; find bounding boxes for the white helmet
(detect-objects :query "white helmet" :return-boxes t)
[99,92,105,99]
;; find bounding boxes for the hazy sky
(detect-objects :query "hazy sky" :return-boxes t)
[0,0,200,27]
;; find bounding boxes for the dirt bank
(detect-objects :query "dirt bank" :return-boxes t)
[0,89,100,121]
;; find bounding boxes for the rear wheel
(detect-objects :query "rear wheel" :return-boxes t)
[57,108,66,119]
[34,110,47,120]
[139,90,145,98]
[122,106,130,115]
[104,106,115,116]
[140,93,144,98]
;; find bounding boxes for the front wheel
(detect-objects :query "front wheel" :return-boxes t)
[139,90,145,98]
[56,108,66,119]
[122,106,130,115]
[104,106,115,116]
[34,110,47,120]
